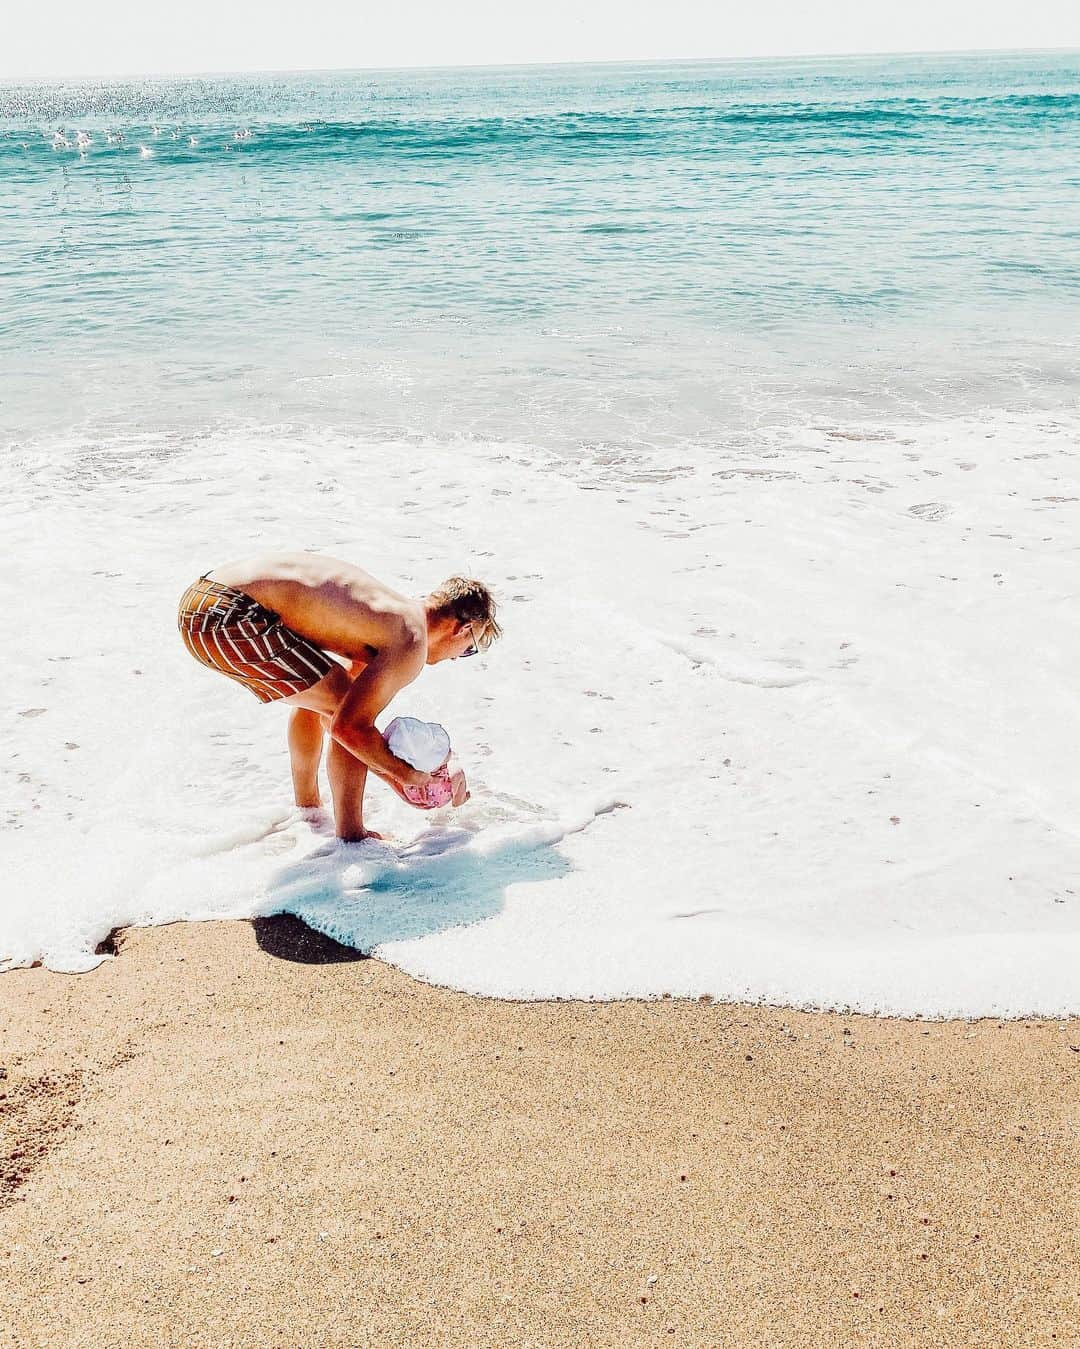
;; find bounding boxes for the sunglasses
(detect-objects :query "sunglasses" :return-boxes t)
[459,623,479,658]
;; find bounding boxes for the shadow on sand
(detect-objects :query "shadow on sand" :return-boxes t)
[252,913,369,964]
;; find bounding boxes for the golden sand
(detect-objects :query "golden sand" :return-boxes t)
[1,918,1077,1347]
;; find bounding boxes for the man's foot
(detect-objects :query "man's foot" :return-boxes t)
[337,829,389,843]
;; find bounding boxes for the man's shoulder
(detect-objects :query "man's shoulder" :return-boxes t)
[380,605,427,660]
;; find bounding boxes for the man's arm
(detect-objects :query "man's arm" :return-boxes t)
[328,643,428,786]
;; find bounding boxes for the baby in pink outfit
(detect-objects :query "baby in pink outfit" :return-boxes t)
[399,759,468,809]
[382,717,469,811]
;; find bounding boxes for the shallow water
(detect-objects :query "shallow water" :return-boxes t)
[2,53,1079,1014]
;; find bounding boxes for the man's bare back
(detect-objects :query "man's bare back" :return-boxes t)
[208,552,426,664]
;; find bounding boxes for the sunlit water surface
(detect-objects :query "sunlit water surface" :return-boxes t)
[2,52,1079,1014]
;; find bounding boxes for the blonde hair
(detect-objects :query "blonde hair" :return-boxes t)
[429,577,502,651]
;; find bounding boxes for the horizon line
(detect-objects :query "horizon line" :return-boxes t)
[3,44,1078,86]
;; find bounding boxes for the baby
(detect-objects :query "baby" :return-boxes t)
[382,717,469,810]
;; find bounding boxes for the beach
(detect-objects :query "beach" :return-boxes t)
[3,51,1080,1345]
[2,921,1076,1347]
[4,54,1080,1016]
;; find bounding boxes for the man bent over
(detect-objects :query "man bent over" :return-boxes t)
[177,552,500,840]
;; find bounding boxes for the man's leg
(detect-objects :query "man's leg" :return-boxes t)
[283,664,380,841]
[288,706,375,840]
[288,708,325,808]
[327,737,371,841]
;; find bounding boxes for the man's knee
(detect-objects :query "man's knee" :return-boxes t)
[284,662,350,717]
[289,706,322,726]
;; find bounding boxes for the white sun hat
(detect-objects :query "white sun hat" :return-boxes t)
[383,716,451,772]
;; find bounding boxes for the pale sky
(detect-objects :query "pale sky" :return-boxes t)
[3,0,1078,80]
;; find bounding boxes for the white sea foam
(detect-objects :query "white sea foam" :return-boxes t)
[2,415,1078,1015]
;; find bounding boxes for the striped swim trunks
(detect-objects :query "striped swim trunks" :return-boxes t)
[178,576,336,704]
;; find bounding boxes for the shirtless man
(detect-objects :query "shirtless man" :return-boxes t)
[177,553,501,841]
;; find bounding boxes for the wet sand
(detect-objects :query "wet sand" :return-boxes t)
[1,918,1077,1347]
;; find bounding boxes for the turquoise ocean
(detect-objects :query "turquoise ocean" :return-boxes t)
[3,51,1080,1014]
[3,50,1079,443]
